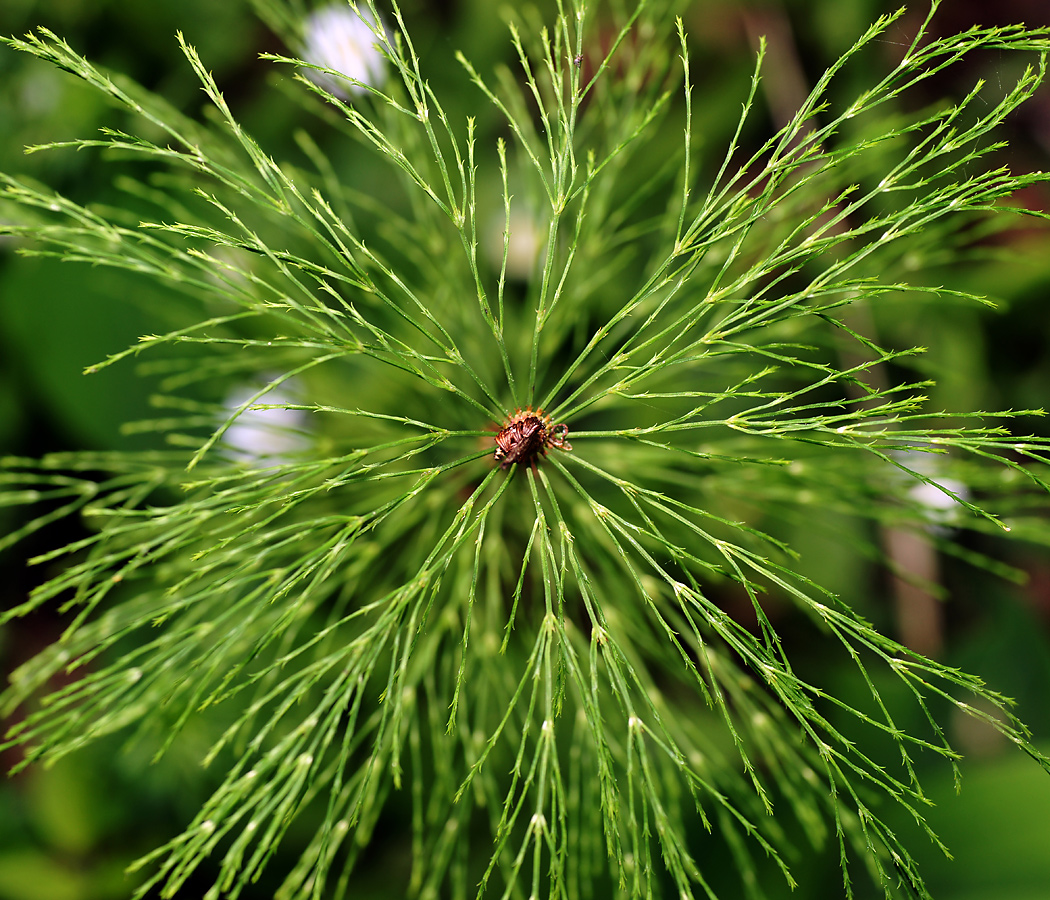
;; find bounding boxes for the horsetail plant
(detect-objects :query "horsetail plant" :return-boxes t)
[2,1,1050,898]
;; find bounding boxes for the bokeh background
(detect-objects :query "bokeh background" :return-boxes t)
[2,1,1049,898]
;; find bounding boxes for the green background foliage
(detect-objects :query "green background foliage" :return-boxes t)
[2,1,1050,898]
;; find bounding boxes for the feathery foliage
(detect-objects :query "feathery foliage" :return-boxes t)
[3,1,1050,898]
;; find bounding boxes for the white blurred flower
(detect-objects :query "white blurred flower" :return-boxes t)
[302,4,387,99]
[221,380,310,465]
[487,207,544,280]
[895,448,970,533]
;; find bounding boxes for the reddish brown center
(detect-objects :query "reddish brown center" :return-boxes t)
[493,410,571,469]
[494,415,547,468]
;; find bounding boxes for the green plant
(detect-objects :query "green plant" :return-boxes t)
[2,1,1050,898]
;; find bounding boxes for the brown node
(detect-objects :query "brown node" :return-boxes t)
[493,408,571,470]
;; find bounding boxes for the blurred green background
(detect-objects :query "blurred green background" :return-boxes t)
[2,1,1050,898]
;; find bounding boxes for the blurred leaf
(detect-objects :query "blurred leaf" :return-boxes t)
[0,257,167,450]
[0,849,84,900]
[26,756,103,855]
[916,745,1050,900]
